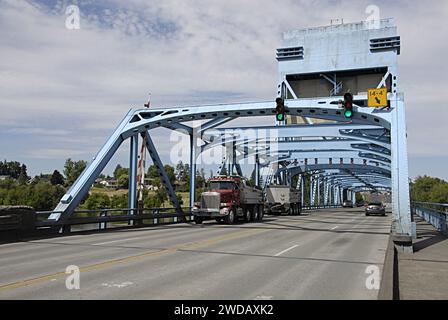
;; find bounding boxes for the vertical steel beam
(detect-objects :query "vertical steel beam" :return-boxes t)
[300,175,304,206]
[310,175,314,207]
[189,133,197,210]
[317,175,321,208]
[128,134,139,221]
[391,96,413,240]
[255,154,260,187]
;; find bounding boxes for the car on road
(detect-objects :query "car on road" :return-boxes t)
[342,200,354,208]
[365,202,386,216]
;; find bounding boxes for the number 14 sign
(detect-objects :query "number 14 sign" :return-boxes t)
[368,88,388,108]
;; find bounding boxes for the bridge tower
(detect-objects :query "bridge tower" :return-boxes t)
[275,19,413,242]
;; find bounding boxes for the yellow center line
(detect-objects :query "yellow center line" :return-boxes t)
[0,227,267,292]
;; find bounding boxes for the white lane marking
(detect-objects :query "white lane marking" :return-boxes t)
[274,244,299,257]
[330,226,339,230]
[101,281,133,288]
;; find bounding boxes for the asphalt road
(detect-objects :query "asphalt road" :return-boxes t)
[0,208,391,300]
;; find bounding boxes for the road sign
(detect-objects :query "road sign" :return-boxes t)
[368,88,388,107]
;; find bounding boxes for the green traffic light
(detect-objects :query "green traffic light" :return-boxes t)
[276,113,285,121]
[344,110,353,119]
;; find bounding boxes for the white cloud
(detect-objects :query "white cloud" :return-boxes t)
[0,0,447,177]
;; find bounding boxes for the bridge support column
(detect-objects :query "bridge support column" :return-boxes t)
[189,133,197,210]
[310,175,314,207]
[317,176,321,208]
[255,154,260,187]
[300,175,304,207]
[128,134,139,224]
[323,178,328,207]
[391,96,414,247]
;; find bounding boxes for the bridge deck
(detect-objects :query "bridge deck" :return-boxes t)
[0,208,391,300]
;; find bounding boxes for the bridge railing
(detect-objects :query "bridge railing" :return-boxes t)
[301,204,343,210]
[411,202,448,235]
[32,204,344,235]
[35,207,193,234]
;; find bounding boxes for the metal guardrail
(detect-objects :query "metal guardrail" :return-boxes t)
[30,204,346,235]
[301,204,343,210]
[35,207,193,233]
[411,202,448,235]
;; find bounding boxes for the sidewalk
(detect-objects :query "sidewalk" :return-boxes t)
[398,215,448,299]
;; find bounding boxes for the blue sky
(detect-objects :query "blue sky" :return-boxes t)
[0,0,447,180]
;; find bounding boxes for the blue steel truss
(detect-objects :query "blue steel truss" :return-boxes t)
[48,93,411,239]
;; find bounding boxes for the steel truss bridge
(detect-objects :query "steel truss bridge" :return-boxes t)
[47,93,412,239]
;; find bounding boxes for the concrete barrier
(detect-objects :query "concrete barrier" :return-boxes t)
[0,206,36,240]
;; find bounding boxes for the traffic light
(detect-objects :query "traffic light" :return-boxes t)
[343,93,354,119]
[276,98,286,122]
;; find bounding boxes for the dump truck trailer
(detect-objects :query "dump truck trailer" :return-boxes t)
[265,185,301,215]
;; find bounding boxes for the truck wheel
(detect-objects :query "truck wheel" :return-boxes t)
[224,210,235,225]
[290,204,295,215]
[194,216,203,224]
[250,206,258,222]
[243,208,250,222]
[258,206,264,221]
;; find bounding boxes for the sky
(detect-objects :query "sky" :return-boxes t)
[0,0,447,180]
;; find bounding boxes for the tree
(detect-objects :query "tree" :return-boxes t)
[110,194,128,208]
[113,167,129,189]
[164,165,176,186]
[117,174,129,189]
[50,170,65,185]
[28,182,66,211]
[411,176,446,202]
[17,164,30,184]
[155,188,168,207]
[113,164,123,179]
[85,193,110,210]
[144,194,162,208]
[429,183,448,203]
[0,160,24,179]
[64,158,87,186]
[147,165,159,179]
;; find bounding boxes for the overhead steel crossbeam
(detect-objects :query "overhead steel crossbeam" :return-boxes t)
[281,164,391,178]
[202,138,391,163]
[202,124,391,149]
[262,151,391,167]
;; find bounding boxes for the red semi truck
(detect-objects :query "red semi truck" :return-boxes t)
[192,176,264,224]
